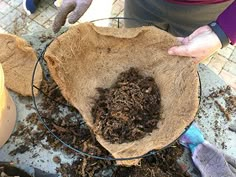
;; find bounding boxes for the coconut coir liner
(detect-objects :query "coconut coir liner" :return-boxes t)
[44,23,199,166]
[0,34,42,96]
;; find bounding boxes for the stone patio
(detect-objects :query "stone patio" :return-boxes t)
[0,0,235,90]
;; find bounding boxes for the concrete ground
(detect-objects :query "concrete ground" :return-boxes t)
[0,0,235,91]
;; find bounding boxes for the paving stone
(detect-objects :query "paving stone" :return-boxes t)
[218,47,233,59]
[112,0,124,17]
[227,44,235,50]
[17,3,41,19]
[0,1,14,15]
[109,19,119,27]
[113,0,118,4]
[4,15,32,35]
[34,6,57,25]
[0,12,4,19]
[118,9,124,17]
[0,9,22,28]
[223,61,236,76]
[15,28,30,36]
[0,27,8,34]
[207,54,228,75]
[43,16,55,29]
[229,49,236,63]
[5,0,22,8]
[201,55,213,65]
[5,23,23,35]
[16,4,27,14]
[27,20,46,33]
[48,0,56,5]
[29,10,41,19]
[37,0,51,12]
[219,69,236,91]
[50,3,57,10]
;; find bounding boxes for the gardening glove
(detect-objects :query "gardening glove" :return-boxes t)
[179,123,236,177]
[53,0,93,33]
[229,120,236,133]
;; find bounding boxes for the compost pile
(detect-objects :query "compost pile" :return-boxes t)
[92,68,161,144]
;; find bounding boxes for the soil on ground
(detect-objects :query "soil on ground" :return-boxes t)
[9,77,187,177]
[92,68,161,144]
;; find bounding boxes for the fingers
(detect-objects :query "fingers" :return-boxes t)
[229,120,236,133]
[224,153,236,168]
[176,37,191,45]
[168,45,191,57]
[176,37,184,42]
[68,5,82,24]
[68,1,92,24]
[228,164,236,175]
[168,26,218,64]
[53,2,76,33]
[168,45,208,64]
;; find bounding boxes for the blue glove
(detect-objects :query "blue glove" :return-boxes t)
[179,123,204,153]
[179,123,236,177]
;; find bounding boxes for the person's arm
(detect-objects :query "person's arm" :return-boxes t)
[217,1,236,45]
[168,1,236,63]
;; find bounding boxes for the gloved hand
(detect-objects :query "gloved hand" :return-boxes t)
[53,0,93,33]
[179,123,236,177]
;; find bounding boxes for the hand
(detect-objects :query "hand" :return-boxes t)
[53,0,93,33]
[192,142,236,177]
[180,123,236,177]
[179,123,204,153]
[229,120,236,132]
[168,25,222,64]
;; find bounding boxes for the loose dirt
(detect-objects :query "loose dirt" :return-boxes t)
[92,68,161,144]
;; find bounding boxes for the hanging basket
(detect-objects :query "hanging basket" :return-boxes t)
[32,18,200,166]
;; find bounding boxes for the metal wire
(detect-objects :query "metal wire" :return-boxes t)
[31,17,202,161]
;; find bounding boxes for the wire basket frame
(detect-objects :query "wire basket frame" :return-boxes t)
[31,17,201,161]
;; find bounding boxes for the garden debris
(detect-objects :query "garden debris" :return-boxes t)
[53,156,61,164]
[56,143,188,177]
[214,100,231,121]
[9,145,30,156]
[12,78,187,176]
[209,86,236,116]
[197,85,236,149]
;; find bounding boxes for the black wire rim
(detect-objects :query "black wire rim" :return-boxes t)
[31,17,202,161]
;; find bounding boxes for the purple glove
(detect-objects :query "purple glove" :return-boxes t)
[53,0,93,33]
[180,123,236,177]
